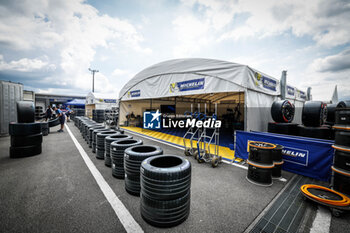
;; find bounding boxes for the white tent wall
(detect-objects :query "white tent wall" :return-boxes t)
[245,90,278,132]
[86,92,118,108]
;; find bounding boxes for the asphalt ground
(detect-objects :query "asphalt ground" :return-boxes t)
[0,121,349,232]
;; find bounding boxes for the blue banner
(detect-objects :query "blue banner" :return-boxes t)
[177,78,205,91]
[262,76,277,91]
[299,91,306,99]
[287,86,295,96]
[129,90,140,97]
[104,99,116,103]
[235,131,334,181]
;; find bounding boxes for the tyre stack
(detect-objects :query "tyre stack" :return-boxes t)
[124,145,163,196]
[331,107,350,196]
[9,101,42,158]
[140,155,191,227]
[82,121,98,142]
[93,109,105,123]
[41,122,49,136]
[271,145,284,179]
[298,101,332,140]
[105,134,132,167]
[246,141,276,186]
[96,131,119,159]
[268,100,298,135]
[110,139,143,179]
[71,108,85,120]
[35,106,44,120]
[92,128,114,153]
[88,125,105,148]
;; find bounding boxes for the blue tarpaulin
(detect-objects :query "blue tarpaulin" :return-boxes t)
[65,99,85,106]
[235,131,334,181]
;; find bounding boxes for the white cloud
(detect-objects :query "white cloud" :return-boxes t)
[0,0,150,94]
[179,0,350,48]
[311,48,350,72]
[300,49,350,101]
[0,55,55,72]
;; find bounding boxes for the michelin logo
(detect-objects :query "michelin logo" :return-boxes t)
[128,90,140,98]
[170,78,205,93]
[282,146,309,166]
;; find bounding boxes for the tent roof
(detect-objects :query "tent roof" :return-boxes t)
[119,58,278,100]
[87,92,117,99]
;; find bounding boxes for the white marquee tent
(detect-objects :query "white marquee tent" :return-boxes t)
[118,58,306,131]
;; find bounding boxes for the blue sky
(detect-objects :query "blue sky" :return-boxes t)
[0,0,349,100]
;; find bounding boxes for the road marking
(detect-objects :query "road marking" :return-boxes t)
[123,128,248,170]
[66,124,143,233]
[310,206,331,233]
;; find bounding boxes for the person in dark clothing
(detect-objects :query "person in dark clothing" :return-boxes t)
[45,105,53,121]
[53,106,66,132]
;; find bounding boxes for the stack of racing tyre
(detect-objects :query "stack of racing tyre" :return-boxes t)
[41,122,49,136]
[70,108,85,120]
[35,106,44,120]
[298,101,333,140]
[124,145,163,196]
[110,139,143,179]
[9,101,42,158]
[268,100,298,135]
[93,109,105,123]
[104,134,131,167]
[331,103,350,196]
[246,141,276,186]
[140,155,191,227]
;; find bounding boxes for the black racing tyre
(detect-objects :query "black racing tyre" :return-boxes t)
[302,101,327,127]
[48,117,60,127]
[248,141,275,165]
[105,134,132,167]
[271,100,295,123]
[110,139,143,179]
[17,101,35,123]
[10,144,42,158]
[141,190,190,228]
[337,101,350,108]
[11,133,43,147]
[140,155,191,227]
[89,125,105,147]
[297,125,333,140]
[41,122,49,136]
[326,103,337,125]
[334,130,350,147]
[332,167,350,196]
[9,122,42,136]
[267,122,298,136]
[116,129,124,134]
[335,109,350,125]
[141,155,191,201]
[272,163,283,179]
[246,161,274,186]
[96,131,118,159]
[334,150,350,172]
[92,129,114,153]
[124,145,163,196]
[271,144,283,162]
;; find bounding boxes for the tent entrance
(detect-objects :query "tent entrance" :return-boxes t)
[119,91,245,148]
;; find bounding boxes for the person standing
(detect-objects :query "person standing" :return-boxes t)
[53,106,66,132]
[65,105,73,122]
[45,105,53,121]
